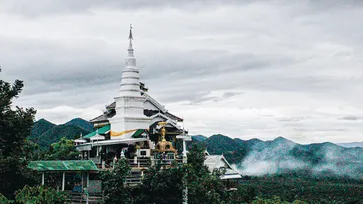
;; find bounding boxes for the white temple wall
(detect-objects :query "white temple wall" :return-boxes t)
[109,117,150,140]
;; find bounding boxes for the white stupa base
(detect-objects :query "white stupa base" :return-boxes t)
[109,116,151,140]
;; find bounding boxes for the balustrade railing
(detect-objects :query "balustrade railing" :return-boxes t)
[126,158,184,168]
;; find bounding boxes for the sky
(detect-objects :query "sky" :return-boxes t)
[1,0,363,144]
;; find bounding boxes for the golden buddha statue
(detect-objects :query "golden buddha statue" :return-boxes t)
[154,122,177,153]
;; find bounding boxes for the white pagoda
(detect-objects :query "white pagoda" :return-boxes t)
[75,26,191,173]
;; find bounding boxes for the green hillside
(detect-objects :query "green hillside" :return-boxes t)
[28,118,92,149]
[29,119,56,138]
[64,117,94,132]
[191,135,207,142]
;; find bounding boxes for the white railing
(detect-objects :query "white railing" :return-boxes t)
[126,158,184,168]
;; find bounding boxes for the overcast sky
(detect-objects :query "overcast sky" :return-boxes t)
[1,0,363,144]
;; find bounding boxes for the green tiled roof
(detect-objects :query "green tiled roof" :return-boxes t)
[28,160,98,172]
[83,124,110,139]
[132,129,146,138]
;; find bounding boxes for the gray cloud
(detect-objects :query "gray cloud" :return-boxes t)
[339,116,363,121]
[1,0,363,143]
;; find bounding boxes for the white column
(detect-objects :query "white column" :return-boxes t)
[182,140,187,157]
[86,173,90,204]
[42,173,45,185]
[183,139,188,164]
[62,172,65,191]
[87,172,89,188]
[81,173,84,189]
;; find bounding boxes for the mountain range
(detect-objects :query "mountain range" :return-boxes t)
[29,118,363,178]
[192,134,363,178]
[337,141,363,148]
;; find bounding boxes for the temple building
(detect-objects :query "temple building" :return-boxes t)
[73,26,241,188]
[75,26,191,172]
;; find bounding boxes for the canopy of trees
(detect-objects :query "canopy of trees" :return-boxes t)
[0,78,36,198]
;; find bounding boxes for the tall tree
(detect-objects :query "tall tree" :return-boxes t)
[186,144,228,204]
[0,77,36,198]
[101,159,132,204]
[136,163,184,204]
[137,144,228,204]
[45,137,79,160]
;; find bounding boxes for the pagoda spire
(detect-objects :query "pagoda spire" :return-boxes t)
[128,24,133,50]
[120,24,139,96]
[129,24,133,41]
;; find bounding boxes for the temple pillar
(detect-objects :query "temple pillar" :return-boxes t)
[81,173,84,189]
[42,173,45,185]
[182,140,187,157]
[62,172,65,191]
[87,172,89,188]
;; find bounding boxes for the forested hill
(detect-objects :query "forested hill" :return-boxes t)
[192,134,363,178]
[28,118,92,149]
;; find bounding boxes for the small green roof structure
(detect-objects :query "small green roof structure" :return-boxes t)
[28,160,98,172]
[83,124,110,139]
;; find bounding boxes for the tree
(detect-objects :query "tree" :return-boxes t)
[251,196,307,204]
[45,137,79,160]
[100,159,132,204]
[137,144,228,204]
[186,143,228,204]
[228,185,258,204]
[23,140,45,161]
[15,185,67,204]
[187,143,207,172]
[0,77,36,198]
[136,163,184,204]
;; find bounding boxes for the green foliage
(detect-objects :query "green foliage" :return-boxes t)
[100,159,132,204]
[187,143,207,171]
[44,137,79,160]
[136,164,184,204]
[186,144,228,204]
[15,185,67,204]
[136,144,229,204]
[240,175,363,203]
[23,139,45,161]
[200,134,250,164]
[29,119,56,141]
[228,185,258,204]
[204,134,241,155]
[0,193,13,203]
[64,117,94,132]
[252,196,307,204]
[0,78,36,198]
[187,169,227,204]
[29,122,90,149]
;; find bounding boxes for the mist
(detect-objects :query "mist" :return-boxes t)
[232,139,363,179]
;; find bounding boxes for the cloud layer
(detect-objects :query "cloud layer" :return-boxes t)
[1,0,363,143]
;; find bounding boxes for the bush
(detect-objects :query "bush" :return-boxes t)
[15,185,67,204]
